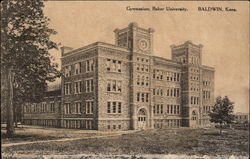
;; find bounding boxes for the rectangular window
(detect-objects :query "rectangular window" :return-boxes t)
[107,101,122,114]
[107,102,111,113]
[118,102,121,113]
[74,81,82,94]
[65,65,72,77]
[146,93,149,102]
[75,63,81,75]
[75,102,81,114]
[106,59,121,72]
[107,80,111,91]
[117,61,121,72]
[64,103,70,114]
[106,59,111,71]
[86,59,94,72]
[117,81,121,92]
[86,101,93,114]
[137,93,140,102]
[113,102,116,113]
[160,104,163,114]
[141,93,145,102]
[137,75,140,85]
[50,102,55,113]
[145,76,149,86]
[107,80,122,93]
[64,83,71,95]
[145,65,149,72]
[86,79,94,93]
[153,105,156,114]
[167,72,169,81]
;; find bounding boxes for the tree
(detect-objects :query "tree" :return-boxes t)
[209,96,235,135]
[1,0,61,137]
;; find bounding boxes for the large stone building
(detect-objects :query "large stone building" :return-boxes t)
[22,22,215,130]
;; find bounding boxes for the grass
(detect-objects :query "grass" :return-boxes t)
[2,128,249,157]
[1,132,65,144]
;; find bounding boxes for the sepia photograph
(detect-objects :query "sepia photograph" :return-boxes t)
[1,0,249,159]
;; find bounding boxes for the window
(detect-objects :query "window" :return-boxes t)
[107,101,122,114]
[177,105,180,114]
[107,102,111,113]
[86,101,94,114]
[107,80,111,91]
[86,79,94,93]
[137,92,149,102]
[106,59,111,71]
[191,111,197,120]
[86,59,94,72]
[65,65,72,77]
[141,76,145,85]
[146,93,149,102]
[42,102,46,113]
[64,83,71,95]
[107,80,122,92]
[117,61,121,72]
[145,76,149,86]
[50,102,55,113]
[74,81,82,94]
[160,104,163,114]
[75,63,81,75]
[75,102,81,114]
[137,75,140,85]
[154,104,163,114]
[113,102,116,113]
[118,102,121,113]
[106,59,122,72]
[141,93,144,102]
[64,103,71,114]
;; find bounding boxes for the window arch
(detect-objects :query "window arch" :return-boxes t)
[191,110,197,120]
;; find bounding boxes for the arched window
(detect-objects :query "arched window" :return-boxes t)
[138,109,146,121]
[138,109,146,116]
[191,111,197,120]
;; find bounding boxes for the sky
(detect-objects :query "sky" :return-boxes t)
[44,1,249,113]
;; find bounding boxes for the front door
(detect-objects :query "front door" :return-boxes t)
[138,109,147,130]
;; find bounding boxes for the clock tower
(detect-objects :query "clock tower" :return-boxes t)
[114,22,154,55]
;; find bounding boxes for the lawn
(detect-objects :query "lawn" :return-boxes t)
[2,127,249,157]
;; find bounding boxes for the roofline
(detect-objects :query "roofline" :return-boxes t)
[61,41,130,58]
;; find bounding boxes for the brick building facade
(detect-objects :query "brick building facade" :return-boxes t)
[23,22,215,130]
